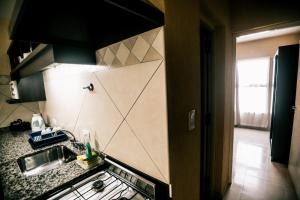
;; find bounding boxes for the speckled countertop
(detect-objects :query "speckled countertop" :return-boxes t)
[0,128,103,200]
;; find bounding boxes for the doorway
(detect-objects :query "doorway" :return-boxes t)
[225,25,300,199]
[200,21,214,200]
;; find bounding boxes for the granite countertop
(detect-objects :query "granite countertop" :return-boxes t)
[0,128,103,200]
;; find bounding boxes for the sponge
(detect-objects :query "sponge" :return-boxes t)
[77,151,97,161]
[76,151,101,169]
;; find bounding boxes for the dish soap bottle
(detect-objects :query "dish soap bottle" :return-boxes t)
[82,129,92,160]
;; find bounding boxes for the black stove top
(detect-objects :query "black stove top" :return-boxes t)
[46,158,160,200]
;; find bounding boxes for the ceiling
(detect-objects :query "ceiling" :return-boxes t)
[237,25,300,43]
[0,0,16,20]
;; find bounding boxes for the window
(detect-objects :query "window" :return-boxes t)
[237,57,271,113]
[235,57,272,128]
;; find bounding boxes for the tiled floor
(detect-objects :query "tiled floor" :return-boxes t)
[224,128,298,200]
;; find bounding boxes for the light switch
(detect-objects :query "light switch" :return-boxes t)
[188,109,196,131]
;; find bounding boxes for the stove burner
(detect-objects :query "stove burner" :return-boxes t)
[92,180,104,190]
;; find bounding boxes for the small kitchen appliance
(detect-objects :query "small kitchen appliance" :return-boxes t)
[9,80,19,99]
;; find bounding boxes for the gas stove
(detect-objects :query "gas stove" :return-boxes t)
[47,157,168,200]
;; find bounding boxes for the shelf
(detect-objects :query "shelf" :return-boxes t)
[11,44,48,76]
[6,98,46,104]
[6,99,23,104]
[10,43,95,79]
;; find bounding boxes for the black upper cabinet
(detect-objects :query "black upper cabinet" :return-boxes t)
[8,43,96,79]
[8,0,164,79]
[9,0,164,48]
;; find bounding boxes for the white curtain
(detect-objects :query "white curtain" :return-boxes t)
[235,57,273,129]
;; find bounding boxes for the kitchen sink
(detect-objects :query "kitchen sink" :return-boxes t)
[17,145,77,176]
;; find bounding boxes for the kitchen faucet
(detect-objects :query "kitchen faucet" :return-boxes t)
[62,130,85,152]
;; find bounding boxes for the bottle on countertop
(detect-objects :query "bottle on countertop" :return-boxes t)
[81,129,92,160]
[31,113,45,133]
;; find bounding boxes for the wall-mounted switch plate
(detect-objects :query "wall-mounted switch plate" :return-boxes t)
[188,109,196,131]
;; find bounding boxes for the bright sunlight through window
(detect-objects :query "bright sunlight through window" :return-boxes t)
[237,57,270,114]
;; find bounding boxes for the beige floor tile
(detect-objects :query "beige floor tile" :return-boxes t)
[224,186,241,200]
[226,128,298,200]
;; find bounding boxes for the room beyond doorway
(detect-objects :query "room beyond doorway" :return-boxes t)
[226,25,300,200]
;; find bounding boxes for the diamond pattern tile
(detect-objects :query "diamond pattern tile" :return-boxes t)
[105,121,165,182]
[131,36,150,62]
[126,62,169,182]
[98,48,107,58]
[111,57,122,68]
[116,43,130,65]
[143,47,163,62]
[1,105,34,127]
[126,36,138,50]
[96,27,164,68]
[152,28,165,57]
[125,53,140,66]
[96,48,107,65]
[109,43,121,54]
[95,60,162,116]
[141,27,161,45]
[103,48,115,66]
[74,73,123,151]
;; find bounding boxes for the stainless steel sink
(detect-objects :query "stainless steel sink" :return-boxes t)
[17,145,77,176]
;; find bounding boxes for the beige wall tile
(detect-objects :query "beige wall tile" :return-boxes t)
[105,121,165,182]
[0,93,18,127]
[41,65,91,131]
[1,105,34,127]
[95,60,162,116]
[74,73,123,150]
[39,27,170,184]
[21,102,40,113]
[0,75,10,85]
[126,62,170,182]
[0,85,11,97]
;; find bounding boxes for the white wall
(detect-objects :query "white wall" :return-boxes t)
[237,33,300,59]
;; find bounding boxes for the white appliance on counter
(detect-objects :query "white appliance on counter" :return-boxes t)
[9,80,19,99]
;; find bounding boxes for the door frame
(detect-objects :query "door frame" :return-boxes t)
[229,19,300,185]
[200,9,232,198]
[200,20,214,199]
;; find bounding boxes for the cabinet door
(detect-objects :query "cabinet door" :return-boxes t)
[289,43,300,198]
